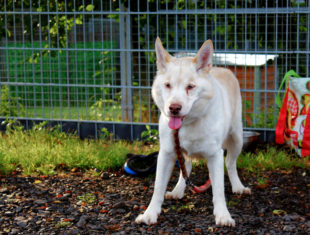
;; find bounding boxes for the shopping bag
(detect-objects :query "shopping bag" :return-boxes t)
[275,70,310,157]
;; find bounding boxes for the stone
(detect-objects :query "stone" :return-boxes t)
[76,215,88,228]
[34,199,47,205]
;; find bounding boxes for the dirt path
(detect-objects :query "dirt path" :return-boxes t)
[0,167,309,234]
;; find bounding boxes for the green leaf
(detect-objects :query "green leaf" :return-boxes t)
[49,26,57,35]
[300,26,307,32]
[93,71,102,78]
[75,18,83,25]
[86,4,94,11]
[6,29,11,37]
[275,70,301,107]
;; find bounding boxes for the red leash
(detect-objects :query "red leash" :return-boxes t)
[173,129,211,193]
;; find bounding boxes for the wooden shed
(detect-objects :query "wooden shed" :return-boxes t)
[213,53,278,126]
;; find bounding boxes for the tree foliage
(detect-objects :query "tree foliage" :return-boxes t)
[0,0,94,60]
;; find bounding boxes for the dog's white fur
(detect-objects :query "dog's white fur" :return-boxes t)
[135,37,250,227]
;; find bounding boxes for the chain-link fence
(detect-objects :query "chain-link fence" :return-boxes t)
[0,0,309,140]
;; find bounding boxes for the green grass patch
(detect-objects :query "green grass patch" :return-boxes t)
[0,121,308,176]
[25,105,122,122]
[0,121,158,176]
[238,146,308,173]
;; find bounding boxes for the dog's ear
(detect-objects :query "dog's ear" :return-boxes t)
[155,37,172,72]
[193,40,213,73]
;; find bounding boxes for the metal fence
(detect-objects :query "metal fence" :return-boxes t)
[0,0,309,140]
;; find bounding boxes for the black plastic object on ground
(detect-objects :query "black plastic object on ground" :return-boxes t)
[124,152,158,176]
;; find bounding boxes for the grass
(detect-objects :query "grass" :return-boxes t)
[78,193,96,204]
[25,106,122,122]
[0,121,308,176]
[237,146,308,172]
[20,101,156,123]
[0,121,158,176]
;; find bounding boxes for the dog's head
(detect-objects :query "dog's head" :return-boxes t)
[152,37,214,129]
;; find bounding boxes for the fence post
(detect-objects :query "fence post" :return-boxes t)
[253,66,261,126]
[119,4,133,122]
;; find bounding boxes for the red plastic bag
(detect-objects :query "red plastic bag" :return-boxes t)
[275,71,310,157]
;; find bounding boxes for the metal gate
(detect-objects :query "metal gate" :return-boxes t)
[0,0,309,140]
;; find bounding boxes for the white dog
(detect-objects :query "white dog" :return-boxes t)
[136,37,251,227]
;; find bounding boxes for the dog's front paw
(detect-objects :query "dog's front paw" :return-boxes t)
[233,186,251,195]
[135,210,159,225]
[214,212,235,227]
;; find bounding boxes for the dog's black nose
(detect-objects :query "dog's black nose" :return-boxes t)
[169,104,182,115]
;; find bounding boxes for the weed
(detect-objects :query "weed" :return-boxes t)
[257,176,268,185]
[90,98,118,121]
[227,199,239,207]
[141,125,158,144]
[78,193,96,204]
[177,203,195,212]
[192,159,206,168]
[0,85,25,117]
[243,100,279,129]
[100,127,113,141]
[55,221,73,228]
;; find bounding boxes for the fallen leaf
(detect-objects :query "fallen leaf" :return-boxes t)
[124,212,131,218]
[273,209,287,216]
[71,167,79,172]
[63,218,72,222]
[104,224,120,231]
[256,183,269,189]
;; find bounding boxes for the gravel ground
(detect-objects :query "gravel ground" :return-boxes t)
[0,166,309,234]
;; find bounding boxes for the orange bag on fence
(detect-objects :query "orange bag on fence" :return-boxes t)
[275,70,310,157]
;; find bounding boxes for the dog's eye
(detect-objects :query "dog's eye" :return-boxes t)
[165,83,171,89]
[186,84,195,90]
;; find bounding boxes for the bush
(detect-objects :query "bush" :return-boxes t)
[0,85,25,117]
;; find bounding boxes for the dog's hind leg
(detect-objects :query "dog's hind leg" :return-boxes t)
[165,158,192,200]
[225,129,251,195]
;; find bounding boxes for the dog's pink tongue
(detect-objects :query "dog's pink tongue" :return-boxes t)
[168,117,182,130]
